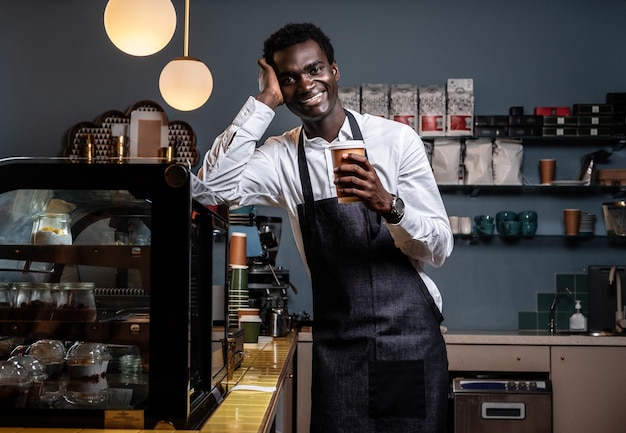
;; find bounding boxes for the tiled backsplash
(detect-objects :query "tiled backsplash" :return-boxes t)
[518,273,588,332]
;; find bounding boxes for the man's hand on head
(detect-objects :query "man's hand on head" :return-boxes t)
[256,57,284,109]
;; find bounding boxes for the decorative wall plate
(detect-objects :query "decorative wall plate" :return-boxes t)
[65,100,199,166]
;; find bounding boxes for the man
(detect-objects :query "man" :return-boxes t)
[193,22,453,433]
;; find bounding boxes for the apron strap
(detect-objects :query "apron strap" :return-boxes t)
[346,110,363,140]
[297,127,316,228]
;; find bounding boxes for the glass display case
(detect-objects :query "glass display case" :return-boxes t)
[0,158,229,429]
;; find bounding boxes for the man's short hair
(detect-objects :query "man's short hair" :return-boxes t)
[263,22,335,66]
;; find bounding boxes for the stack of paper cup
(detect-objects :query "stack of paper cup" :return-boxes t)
[228,232,249,328]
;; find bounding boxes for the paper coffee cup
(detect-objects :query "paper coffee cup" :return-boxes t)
[238,307,260,323]
[240,315,262,343]
[563,209,581,236]
[329,140,365,203]
[229,232,247,266]
[539,159,556,185]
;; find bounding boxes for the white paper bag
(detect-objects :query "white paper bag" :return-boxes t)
[464,138,493,185]
[493,139,524,185]
[432,138,462,184]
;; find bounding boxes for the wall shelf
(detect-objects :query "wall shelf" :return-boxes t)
[453,233,626,247]
[439,184,625,198]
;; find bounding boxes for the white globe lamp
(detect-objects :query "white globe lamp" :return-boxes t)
[104,0,177,56]
[159,57,213,111]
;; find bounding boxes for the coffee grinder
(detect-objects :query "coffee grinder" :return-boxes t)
[249,216,295,337]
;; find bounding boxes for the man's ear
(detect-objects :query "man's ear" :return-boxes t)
[332,63,340,81]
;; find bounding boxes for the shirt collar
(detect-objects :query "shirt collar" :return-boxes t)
[301,115,354,147]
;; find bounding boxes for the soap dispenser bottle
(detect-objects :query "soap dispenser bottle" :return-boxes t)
[569,300,587,332]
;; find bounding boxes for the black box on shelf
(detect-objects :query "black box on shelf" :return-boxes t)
[508,115,543,126]
[577,127,612,136]
[474,115,509,126]
[606,92,626,104]
[508,126,542,137]
[577,116,613,126]
[542,127,578,137]
[573,103,613,115]
[473,126,509,137]
[542,116,578,127]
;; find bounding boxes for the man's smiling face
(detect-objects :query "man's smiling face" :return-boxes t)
[272,39,340,123]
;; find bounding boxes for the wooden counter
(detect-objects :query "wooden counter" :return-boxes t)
[201,331,297,433]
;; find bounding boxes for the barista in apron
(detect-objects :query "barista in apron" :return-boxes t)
[297,111,449,433]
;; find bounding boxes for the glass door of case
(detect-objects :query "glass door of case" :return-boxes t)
[0,159,228,429]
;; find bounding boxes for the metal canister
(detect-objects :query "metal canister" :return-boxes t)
[112,135,128,164]
[82,134,94,163]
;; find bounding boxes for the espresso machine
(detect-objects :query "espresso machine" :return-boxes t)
[230,209,294,336]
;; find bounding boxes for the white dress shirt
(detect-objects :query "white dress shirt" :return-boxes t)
[192,96,453,311]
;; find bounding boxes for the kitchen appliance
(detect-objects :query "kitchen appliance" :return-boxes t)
[588,265,625,332]
[452,377,552,433]
[0,158,230,429]
[602,201,626,236]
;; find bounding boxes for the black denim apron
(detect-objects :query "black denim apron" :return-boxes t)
[297,112,449,433]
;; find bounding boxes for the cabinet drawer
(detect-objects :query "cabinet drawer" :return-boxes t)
[447,344,550,372]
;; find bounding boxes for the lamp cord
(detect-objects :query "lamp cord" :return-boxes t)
[184,0,190,57]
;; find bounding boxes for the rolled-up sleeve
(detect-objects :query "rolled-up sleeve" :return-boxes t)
[198,97,275,201]
[384,129,453,269]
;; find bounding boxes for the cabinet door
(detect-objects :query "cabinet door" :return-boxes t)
[296,336,313,433]
[551,346,626,433]
[275,354,294,433]
[447,344,550,372]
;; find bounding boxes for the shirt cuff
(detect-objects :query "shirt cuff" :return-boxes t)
[232,96,276,139]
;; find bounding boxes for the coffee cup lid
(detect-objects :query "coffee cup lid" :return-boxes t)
[329,140,365,150]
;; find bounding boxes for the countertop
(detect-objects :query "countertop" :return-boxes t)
[200,330,297,432]
[443,330,626,346]
[299,328,626,346]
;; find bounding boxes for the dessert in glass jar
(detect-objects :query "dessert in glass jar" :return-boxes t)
[13,283,56,321]
[31,213,72,245]
[53,282,97,322]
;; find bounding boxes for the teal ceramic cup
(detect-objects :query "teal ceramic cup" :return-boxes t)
[501,220,522,236]
[496,211,517,233]
[517,210,538,222]
[521,221,538,237]
[474,215,495,235]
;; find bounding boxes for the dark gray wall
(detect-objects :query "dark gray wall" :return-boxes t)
[1,0,625,330]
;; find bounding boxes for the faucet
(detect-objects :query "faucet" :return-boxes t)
[609,267,626,333]
[549,287,572,334]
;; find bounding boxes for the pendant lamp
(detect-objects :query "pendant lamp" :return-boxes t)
[104,0,176,56]
[159,0,213,111]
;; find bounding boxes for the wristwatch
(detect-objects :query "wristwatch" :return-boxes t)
[383,195,405,224]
